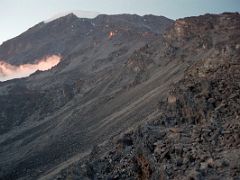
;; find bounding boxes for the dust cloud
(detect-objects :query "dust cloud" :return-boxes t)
[0,55,61,81]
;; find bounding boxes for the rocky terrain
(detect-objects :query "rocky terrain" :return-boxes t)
[0,13,174,179]
[0,12,239,180]
[51,13,240,179]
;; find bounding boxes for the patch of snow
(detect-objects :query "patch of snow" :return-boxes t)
[44,10,100,23]
[91,22,96,27]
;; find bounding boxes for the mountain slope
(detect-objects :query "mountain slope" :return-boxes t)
[0,12,239,180]
[47,12,240,180]
[0,14,174,179]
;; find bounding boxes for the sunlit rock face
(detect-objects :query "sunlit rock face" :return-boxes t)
[0,55,61,81]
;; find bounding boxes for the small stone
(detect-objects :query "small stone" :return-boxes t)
[208,98,216,104]
[200,162,208,170]
[206,158,214,168]
[176,159,183,166]
[168,95,177,104]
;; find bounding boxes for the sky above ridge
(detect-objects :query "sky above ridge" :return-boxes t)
[0,0,239,44]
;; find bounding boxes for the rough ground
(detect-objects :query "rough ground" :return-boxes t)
[0,14,174,179]
[0,12,239,180]
[51,13,240,180]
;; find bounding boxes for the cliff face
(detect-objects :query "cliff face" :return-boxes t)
[50,13,240,180]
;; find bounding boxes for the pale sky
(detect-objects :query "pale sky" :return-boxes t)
[0,0,239,45]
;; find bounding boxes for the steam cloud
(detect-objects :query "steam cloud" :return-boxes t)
[0,55,61,81]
